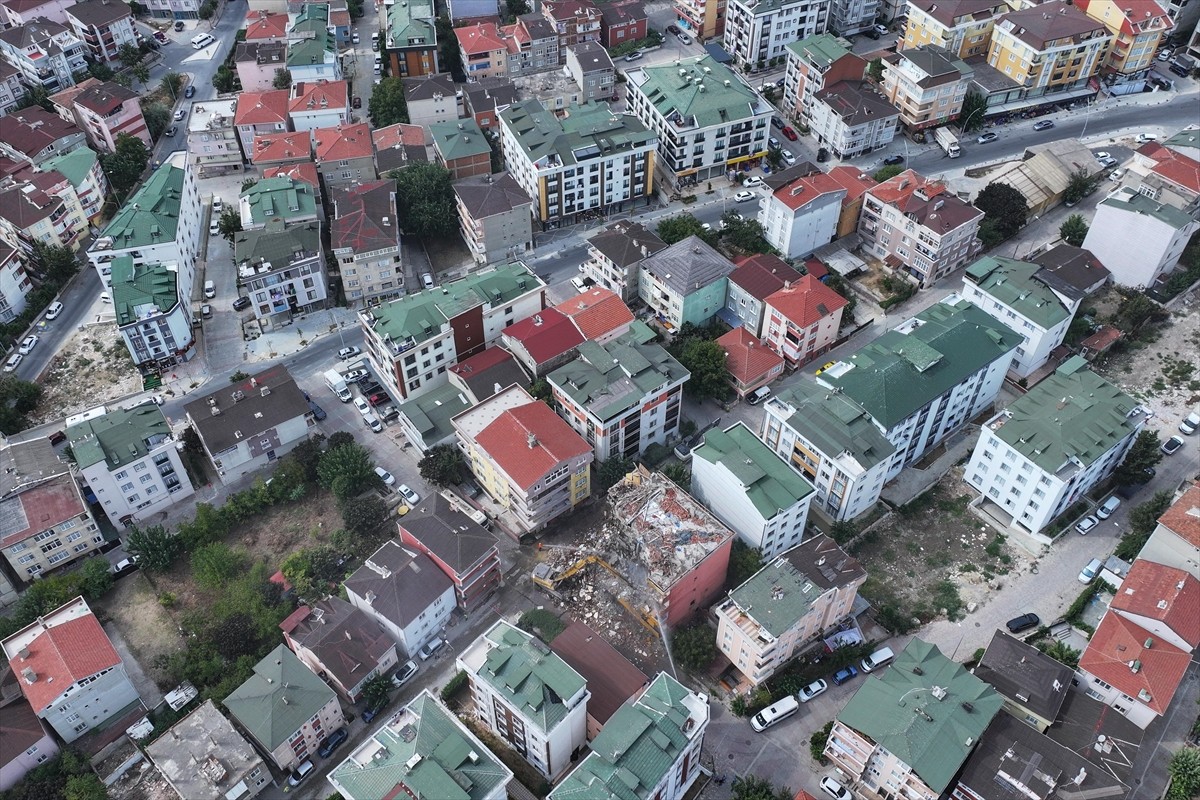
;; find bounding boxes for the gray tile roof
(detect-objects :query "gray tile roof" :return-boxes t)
[344,541,453,629]
[588,220,667,267]
[639,235,735,297]
[973,630,1072,723]
[452,172,532,220]
[399,494,499,574]
[183,366,310,455]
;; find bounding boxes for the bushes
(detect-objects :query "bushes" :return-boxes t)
[441,670,468,703]
[517,609,566,642]
[0,557,114,654]
[672,624,718,672]
[809,721,833,765]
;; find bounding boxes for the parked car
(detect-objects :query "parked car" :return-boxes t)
[1136,133,1158,143]
[352,32,360,43]
[734,190,756,202]
[111,557,138,576]
[820,776,852,800]
[1180,411,1200,435]
[782,150,797,165]
[798,679,828,702]
[781,126,798,141]
[166,125,178,137]
[863,27,880,39]
[361,701,387,723]
[977,131,998,144]
[288,761,315,786]
[342,368,369,383]
[1161,435,1184,455]
[364,413,383,433]
[676,31,692,44]
[184,85,195,98]
[154,30,168,42]
[44,301,64,320]
[1096,496,1121,520]
[417,637,445,660]
[338,346,362,359]
[173,109,186,121]
[398,484,420,505]
[742,176,765,188]
[771,116,784,129]
[307,400,327,421]
[232,296,251,311]
[1158,49,1172,61]
[1032,119,1055,131]
[174,20,185,30]
[392,660,419,688]
[354,397,371,416]
[368,392,390,406]
[624,50,643,62]
[1078,557,1102,584]
[831,664,858,685]
[1075,515,1099,535]
[817,147,829,162]
[318,728,348,758]
[352,95,362,109]
[1097,156,1117,168]
[3,353,22,373]
[1005,612,1040,634]
[666,24,681,34]
[200,304,212,319]
[874,23,889,34]
[768,136,781,150]
[882,154,904,165]
[18,335,38,355]
[374,466,396,486]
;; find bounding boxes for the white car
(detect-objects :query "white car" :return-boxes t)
[18,335,38,355]
[734,190,756,203]
[354,397,371,416]
[398,484,420,505]
[352,32,360,43]
[44,301,64,320]
[1075,515,1099,535]
[798,678,828,702]
[1093,151,1111,161]
[782,150,797,165]
[212,197,223,213]
[209,218,220,235]
[337,346,362,359]
[1135,133,1158,143]
[820,777,852,800]
[742,176,764,188]
[374,466,396,486]
[3,353,22,373]
[173,109,186,121]
[391,659,418,688]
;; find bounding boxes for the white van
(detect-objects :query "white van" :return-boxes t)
[747,386,772,405]
[750,695,799,732]
[861,646,895,673]
[203,280,215,298]
[191,33,214,49]
[1096,496,1121,520]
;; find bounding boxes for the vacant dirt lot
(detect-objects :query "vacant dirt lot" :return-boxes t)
[32,323,141,424]
[94,573,184,690]
[852,467,1033,630]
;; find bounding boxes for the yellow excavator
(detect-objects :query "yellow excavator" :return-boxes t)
[531,553,659,632]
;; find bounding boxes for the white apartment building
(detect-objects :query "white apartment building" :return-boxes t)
[583,219,668,302]
[345,541,457,658]
[808,80,899,159]
[759,171,845,258]
[187,99,242,177]
[714,535,865,685]
[499,98,656,227]
[625,55,773,185]
[87,153,201,292]
[831,0,878,35]
[359,262,545,402]
[457,621,589,781]
[959,256,1077,378]
[64,0,138,63]
[109,257,196,372]
[67,403,194,527]
[690,422,814,559]
[965,357,1143,539]
[330,180,403,306]
[549,673,709,800]
[858,170,984,287]
[1081,187,1199,289]
[724,0,830,70]
[0,19,87,93]
[0,244,28,323]
[546,321,689,462]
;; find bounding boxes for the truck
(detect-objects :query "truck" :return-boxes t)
[934,126,961,158]
[323,369,351,403]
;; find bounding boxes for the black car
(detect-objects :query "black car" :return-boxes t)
[666,24,681,35]
[184,85,195,98]
[817,147,830,162]
[232,296,251,311]
[317,728,348,758]
[1006,612,1040,634]
[174,20,184,31]
[308,400,327,421]
[361,701,387,723]
[882,154,904,165]
[863,27,880,39]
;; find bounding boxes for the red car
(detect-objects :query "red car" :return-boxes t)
[781,126,798,141]
[368,393,390,406]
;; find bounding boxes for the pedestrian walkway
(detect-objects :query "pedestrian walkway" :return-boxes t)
[243,306,361,362]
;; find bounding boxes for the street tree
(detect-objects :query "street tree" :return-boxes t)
[672,624,717,671]
[88,61,115,81]
[361,674,392,711]
[730,775,792,800]
[218,207,242,242]
[161,72,184,98]
[974,182,1028,245]
[1114,489,1172,560]
[213,65,237,93]
[30,241,79,284]
[317,441,378,503]
[342,494,388,537]
[117,42,142,68]
[418,444,468,487]
[873,164,903,182]
[124,524,181,573]
[131,62,150,89]
[721,214,773,254]
[1059,214,1089,246]
[369,77,410,127]
[676,338,728,401]
[101,132,150,203]
[958,92,988,133]
[142,101,169,139]
[394,163,457,238]
[656,213,715,246]
[1063,168,1092,205]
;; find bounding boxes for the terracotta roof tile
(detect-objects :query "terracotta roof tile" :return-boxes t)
[474,401,590,490]
[1146,146,1200,194]
[0,475,84,548]
[244,10,288,39]
[1157,485,1200,549]
[1079,613,1189,716]
[553,288,635,341]
[502,307,584,364]
[456,21,506,55]
[251,131,311,164]
[1110,561,1200,649]
[262,162,320,189]
[718,327,784,384]
[728,254,803,300]
[312,122,373,162]
[765,274,848,327]
[826,164,878,202]
[772,171,847,211]
[234,90,289,126]
[373,122,426,149]
[289,80,348,113]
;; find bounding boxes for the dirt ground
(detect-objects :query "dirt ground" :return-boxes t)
[32,322,141,424]
[94,572,185,690]
[852,467,1033,628]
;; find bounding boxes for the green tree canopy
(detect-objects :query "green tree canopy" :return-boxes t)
[0,375,43,434]
[30,241,79,285]
[272,68,292,89]
[867,58,883,81]
[130,62,150,89]
[975,182,1028,245]
[161,72,184,98]
[394,163,457,238]
[317,441,379,503]
[191,543,247,590]
[958,92,988,133]
[213,65,237,93]
[672,624,717,671]
[873,164,903,182]
[117,42,142,68]
[1063,168,1093,205]
[1114,488,1171,560]
[595,456,634,495]
[280,545,343,599]
[656,213,716,246]
[721,214,773,254]
[87,61,115,81]
[730,775,792,800]
[142,100,169,139]
[101,132,150,203]
[437,15,465,81]
[362,673,393,711]
[124,524,181,573]
[728,540,764,588]
[676,339,728,400]
[218,207,243,242]
[368,77,410,127]
[1060,214,1089,247]
[342,494,388,537]
[418,444,468,487]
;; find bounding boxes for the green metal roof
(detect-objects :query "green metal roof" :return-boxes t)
[785,33,855,67]
[369,262,540,345]
[287,26,334,67]
[429,118,492,162]
[628,55,764,129]
[242,177,318,226]
[42,146,98,188]
[109,256,179,326]
[1162,128,1200,153]
[387,0,435,46]
[964,256,1069,329]
[66,403,171,471]
[1099,190,1196,230]
[100,163,186,249]
[329,691,511,800]
[500,99,655,168]
[987,355,1139,473]
[772,381,896,469]
[233,220,321,268]
[474,621,586,734]
[837,639,1003,794]
[398,381,475,443]
[693,422,812,521]
[727,552,828,638]
[223,645,337,752]
[825,299,1021,429]
[549,673,700,800]
[547,320,688,422]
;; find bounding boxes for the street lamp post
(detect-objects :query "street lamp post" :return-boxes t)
[960,105,986,135]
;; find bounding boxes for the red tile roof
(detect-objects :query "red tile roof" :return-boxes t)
[330,180,397,253]
[0,475,84,548]
[449,345,518,378]
[373,122,426,150]
[826,165,878,203]
[244,10,287,39]
[456,22,506,55]
[718,327,784,385]
[1075,0,1172,35]
[772,171,846,211]
[728,254,803,300]
[289,80,348,113]
[804,257,829,280]
[3,599,122,714]
[1145,144,1200,195]
[262,162,320,188]
[553,287,635,341]
[312,122,373,162]
[502,308,584,364]
[1111,560,1200,649]
[765,274,848,328]
[1079,613,1189,716]
[474,401,590,490]
[1157,485,1200,549]
[251,131,311,164]
[1081,325,1121,353]
[234,89,289,126]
